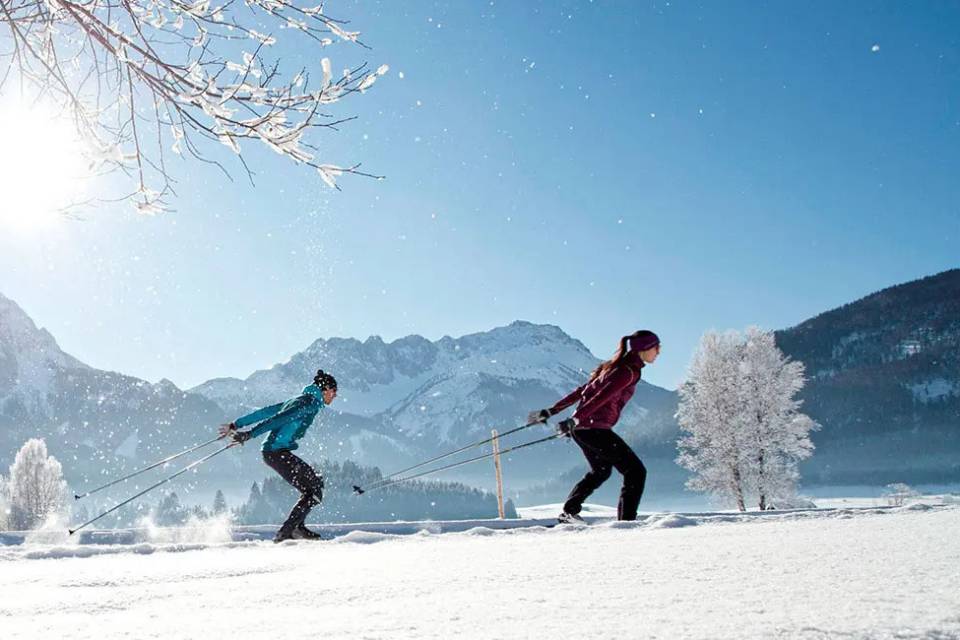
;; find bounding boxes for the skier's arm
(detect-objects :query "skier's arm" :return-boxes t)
[573,367,635,423]
[547,384,587,416]
[245,396,314,439]
[233,402,285,429]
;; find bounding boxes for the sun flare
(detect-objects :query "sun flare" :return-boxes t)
[0,100,91,230]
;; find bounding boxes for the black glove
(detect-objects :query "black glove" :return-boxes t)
[527,409,551,424]
[557,418,577,437]
[231,430,253,444]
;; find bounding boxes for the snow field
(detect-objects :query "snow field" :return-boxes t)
[2,505,958,639]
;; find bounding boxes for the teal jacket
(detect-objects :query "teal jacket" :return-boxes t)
[234,385,326,453]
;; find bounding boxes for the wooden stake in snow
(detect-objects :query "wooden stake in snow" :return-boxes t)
[492,429,505,519]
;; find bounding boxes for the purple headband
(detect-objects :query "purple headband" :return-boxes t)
[628,331,660,353]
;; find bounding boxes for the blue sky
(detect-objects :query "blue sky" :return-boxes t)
[0,0,957,391]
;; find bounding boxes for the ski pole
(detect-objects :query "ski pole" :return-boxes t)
[354,433,564,495]
[74,435,226,500]
[353,418,545,495]
[68,442,237,535]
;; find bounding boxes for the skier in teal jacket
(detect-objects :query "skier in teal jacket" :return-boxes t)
[220,369,337,542]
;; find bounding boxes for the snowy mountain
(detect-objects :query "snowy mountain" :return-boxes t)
[0,293,230,489]
[775,268,960,485]
[0,294,89,413]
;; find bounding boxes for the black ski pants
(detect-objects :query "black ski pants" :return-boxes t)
[262,450,324,531]
[564,428,646,521]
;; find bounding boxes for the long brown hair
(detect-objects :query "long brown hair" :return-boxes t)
[588,331,641,383]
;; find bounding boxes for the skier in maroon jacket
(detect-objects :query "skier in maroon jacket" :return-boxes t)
[530,330,661,523]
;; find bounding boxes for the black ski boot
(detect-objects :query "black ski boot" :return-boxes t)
[273,524,296,543]
[291,524,323,540]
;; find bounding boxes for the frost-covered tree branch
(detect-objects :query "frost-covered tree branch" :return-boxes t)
[0,0,388,213]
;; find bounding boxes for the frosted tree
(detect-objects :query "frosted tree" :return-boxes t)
[739,327,818,510]
[0,473,9,530]
[7,438,70,530]
[212,488,227,515]
[883,483,919,507]
[676,332,752,511]
[677,329,818,511]
[0,0,388,213]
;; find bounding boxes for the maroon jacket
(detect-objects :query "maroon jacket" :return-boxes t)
[548,351,644,430]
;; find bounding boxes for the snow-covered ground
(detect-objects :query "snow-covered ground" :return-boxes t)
[2,504,959,639]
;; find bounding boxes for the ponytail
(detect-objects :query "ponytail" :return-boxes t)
[588,333,634,383]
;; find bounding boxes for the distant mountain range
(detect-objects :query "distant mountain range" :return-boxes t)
[775,269,960,485]
[1,268,957,506]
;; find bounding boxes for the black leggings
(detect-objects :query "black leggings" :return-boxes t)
[262,450,324,531]
[564,429,647,521]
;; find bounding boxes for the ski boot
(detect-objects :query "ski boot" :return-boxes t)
[291,524,324,540]
[557,511,587,525]
[273,525,296,543]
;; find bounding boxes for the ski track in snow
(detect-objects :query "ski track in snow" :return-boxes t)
[2,505,959,639]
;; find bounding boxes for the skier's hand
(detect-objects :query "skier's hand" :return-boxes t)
[557,418,577,437]
[231,430,253,445]
[527,409,551,424]
[218,422,238,438]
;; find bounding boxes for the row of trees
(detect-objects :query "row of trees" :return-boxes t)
[143,461,514,528]
[234,459,514,525]
[676,327,819,511]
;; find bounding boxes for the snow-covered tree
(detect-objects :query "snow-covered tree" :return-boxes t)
[0,473,9,530]
[212,489,227,515]
[883,483,919,507]
[676,331,751,510]
[0,0,388,212]
[6,438,70,530]
[676,329,818,511]
[738,327,818,510]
